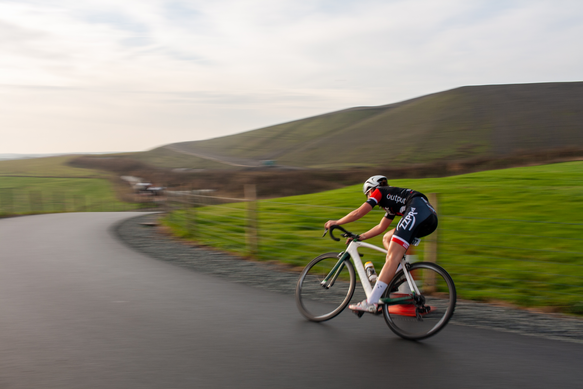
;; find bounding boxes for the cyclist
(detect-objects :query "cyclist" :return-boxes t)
[324,175,438,313]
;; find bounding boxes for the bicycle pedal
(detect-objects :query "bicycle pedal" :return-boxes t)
[352,310,365,318]
[418,306,431,314]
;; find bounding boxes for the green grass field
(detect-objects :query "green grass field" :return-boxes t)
[162,161,583,314]
[0,155,107,177]
[0,177,137,214]
[0,156,137,215]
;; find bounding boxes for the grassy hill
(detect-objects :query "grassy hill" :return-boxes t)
[126,81,583,170]
[111,148,232,170]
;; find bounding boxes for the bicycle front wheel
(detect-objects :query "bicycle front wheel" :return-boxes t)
[295,252,356,322]
[382,262,456,340]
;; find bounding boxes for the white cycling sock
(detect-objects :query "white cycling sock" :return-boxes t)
[367,280,388,304]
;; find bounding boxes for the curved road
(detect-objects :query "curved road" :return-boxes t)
[1,213,582,388]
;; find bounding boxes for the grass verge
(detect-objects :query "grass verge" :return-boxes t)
[162,161,583,314]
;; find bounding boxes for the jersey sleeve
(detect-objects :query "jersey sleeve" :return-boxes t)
[365,188,382,208]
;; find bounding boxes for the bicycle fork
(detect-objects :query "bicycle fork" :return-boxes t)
[320,252,349,289]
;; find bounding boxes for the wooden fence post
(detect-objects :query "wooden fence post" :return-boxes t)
[424,193,439,292]
[245,184,258,257]
[188,192,197,239]
[52,192,61,213]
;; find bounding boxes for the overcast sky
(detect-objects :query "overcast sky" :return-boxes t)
[1,0,582,154]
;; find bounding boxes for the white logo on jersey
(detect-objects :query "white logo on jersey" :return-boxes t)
[387,194,406,204]
[398,207,417,231]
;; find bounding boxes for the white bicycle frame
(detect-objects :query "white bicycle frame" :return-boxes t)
[343,240,421,301]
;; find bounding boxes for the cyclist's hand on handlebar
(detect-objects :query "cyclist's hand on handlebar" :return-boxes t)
[345,234,361,245]
[325,225,355,242]
[324,220,338,230]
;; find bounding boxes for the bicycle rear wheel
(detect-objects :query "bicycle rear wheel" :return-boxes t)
[296,252,356,322]
[382,262,456,340]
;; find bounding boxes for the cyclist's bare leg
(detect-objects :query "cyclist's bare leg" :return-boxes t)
[382,229,395,250]
[351,230,406,309]
[378,241,407,284]
[360,240,407,307]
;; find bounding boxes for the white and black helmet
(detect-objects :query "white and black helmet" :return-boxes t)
[363,175,388,195]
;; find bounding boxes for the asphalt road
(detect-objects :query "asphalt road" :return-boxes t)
[1,212,582,389]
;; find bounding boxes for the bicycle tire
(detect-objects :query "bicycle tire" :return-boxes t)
[296,252,356,322]
[382,262,456,340]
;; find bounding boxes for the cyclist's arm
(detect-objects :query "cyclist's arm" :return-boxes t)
[358,216,392,241]
[324,202,372,229]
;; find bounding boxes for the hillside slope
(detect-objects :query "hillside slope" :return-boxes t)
[133,81,583,169]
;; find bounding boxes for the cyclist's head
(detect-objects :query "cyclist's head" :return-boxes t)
[363,175,388,196]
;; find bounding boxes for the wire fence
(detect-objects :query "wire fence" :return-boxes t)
[2,184,580,314]
[0,188,140,216]
[164,187,583,314]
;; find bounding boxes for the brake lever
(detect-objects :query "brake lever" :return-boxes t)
[322,229,329,237]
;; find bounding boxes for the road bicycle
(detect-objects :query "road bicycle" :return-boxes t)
[295,225,456,340]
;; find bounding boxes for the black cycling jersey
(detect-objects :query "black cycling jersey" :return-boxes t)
[366,186,427,220]
[365,186,437,250]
